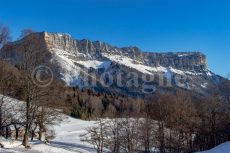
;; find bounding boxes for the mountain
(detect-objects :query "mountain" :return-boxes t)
[0,32,228,97]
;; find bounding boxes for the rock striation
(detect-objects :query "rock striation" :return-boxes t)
[44,32,207,71]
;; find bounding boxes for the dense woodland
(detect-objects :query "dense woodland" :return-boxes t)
[0,24,230,152]
[67,86,230,153]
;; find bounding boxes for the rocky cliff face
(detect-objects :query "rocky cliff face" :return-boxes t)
[44,32,207,71]
[0,32,225,97]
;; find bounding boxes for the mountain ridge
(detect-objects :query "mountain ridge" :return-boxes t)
[0,32,227,97]
[43,32,208,71]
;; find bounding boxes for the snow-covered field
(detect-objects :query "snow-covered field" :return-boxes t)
[0,116,98,153]
[1,94,229,153]
[1,116,229,153]
[197,142,230,153]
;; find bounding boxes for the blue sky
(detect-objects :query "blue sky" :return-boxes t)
[0,0,229,77]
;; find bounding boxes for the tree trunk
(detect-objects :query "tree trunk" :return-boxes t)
[14,125,19,140]
[159,122,165,153]
[31,130,35,141]
[5,126,9,139]
[23,130,29,147]
[23,98,30,147]
[0,103,4,136]
[38,130,43,141]
[38,123,44,141]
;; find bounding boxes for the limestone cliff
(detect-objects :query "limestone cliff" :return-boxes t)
[0,32,225,97]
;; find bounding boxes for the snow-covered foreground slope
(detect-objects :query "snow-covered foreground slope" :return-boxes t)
[197,142,230,153]
[0,116,98,153]
[50,116,97,153]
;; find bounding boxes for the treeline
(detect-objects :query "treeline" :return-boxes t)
[66,87,145,119]
[68,88,230,153]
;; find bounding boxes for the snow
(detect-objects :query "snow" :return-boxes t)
[2,94,230,153]
[57,33,63,37]
[51,49,84,86]
[49,48,207,90]
[169,67,203,76]
[50,116,97,153]
[0,141,77,153]
[197,142,230,153]
[4,115,229,153]
[178,53,189,57]
[0,95,98,153]
[0,95,25,122]
[75,60,111,69]
[0,115,98,153]
[169,67,185,75]
[206,71,213,77]
[0,138,22,149]
[102,53,168,74]
[50,48,113,87]
[201,82,208,88]
[102,53,203,76]
[56,33,71,38]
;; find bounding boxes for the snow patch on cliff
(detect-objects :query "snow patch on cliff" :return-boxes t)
[102,53,168,74]
[201,82,208,88]
[103,53,204,76]
[75,60,111,69]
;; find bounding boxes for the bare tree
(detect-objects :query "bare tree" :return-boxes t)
[0,24,10,47]
[83,119,108,153]
[7,33,59,148]
[139,111,157,153]
[151,93,173,153]
[167,91,198,153]
[19,39,43,147]
[35,84,64,142]
[195,93,228,150]
[20,28,34,39]
[106,118,122,153]
[0,61,20,137]
[119,118,140,153]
